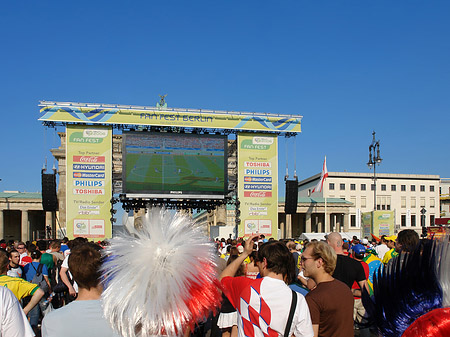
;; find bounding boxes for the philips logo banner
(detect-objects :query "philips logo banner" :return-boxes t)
[238,133,278,239]
[66,125,112,240]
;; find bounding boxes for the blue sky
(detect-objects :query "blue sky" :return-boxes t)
[1,0,449,197]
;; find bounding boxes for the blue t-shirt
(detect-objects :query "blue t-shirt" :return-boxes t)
[23,262,48,282]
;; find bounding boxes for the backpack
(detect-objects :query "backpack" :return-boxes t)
[31,263,49,293]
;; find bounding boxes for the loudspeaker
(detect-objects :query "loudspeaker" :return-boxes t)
[285,180,298,214]
[42,173,58,211]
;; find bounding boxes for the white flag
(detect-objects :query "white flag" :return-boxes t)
[312,157,328,193]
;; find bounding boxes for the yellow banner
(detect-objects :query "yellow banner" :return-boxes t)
[66,125,112,240]
[39,105,301,133]
[237,133,278,239]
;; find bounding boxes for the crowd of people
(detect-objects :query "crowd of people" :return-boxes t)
[0,226,448,337]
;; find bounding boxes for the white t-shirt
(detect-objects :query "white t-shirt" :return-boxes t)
[61,255,78,293]
[42,299,121,337]
[375,244,390,259]
[0,286,35,337]
[7,266,22,278]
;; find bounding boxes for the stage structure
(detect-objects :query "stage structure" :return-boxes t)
[39,100,302,240]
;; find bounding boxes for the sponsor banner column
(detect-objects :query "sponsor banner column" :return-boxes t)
[237,133,278,239]
[66,125,112,240]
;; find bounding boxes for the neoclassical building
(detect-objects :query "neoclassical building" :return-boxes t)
[0,191,51,241]
[298,172,440,233]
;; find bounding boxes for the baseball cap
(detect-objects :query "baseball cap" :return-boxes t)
[362,239,369,245]
[352,244,366,255]
[385,235,397,241]
[237,246,244,254]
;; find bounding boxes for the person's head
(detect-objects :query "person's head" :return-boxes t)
[352,244,366,260]
[256,241,295,284]
[31,250,42,261]
[326,232,343,252]
[286,241,296,252]
[16,242,26,254]
[50,240,61,251]
[301,241,337,279]
[27,243,36,254]
[8,249,20,267]
[342,241,349,252]
[385,235,396,248]
[0,250,9,274]
[68,243,103,290]
[380,235,387,244]
[396,229,420,253]
[230,246,239,256]
[37,240,47,252]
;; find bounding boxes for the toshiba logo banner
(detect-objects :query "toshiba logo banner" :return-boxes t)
[238,133,278,239]
[66,125,112,240]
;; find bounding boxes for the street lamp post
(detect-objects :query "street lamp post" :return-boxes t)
[367,131,382,211]
[420,206,427,238]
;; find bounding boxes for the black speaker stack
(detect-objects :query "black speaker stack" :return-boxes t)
[284,180,298,214]
[42,173,58,211]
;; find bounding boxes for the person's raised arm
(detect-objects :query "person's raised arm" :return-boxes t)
[220,234,259,281]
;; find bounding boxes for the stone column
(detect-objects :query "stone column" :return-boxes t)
[280,222,285,239]
[46,211,53,239]
[21,210,29,242]
[306,212,312,233]
[324,212,330,233]
[286,214,292,238]
[0,210,3,240]
[343,213,350,232]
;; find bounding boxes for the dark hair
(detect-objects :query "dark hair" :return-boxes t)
[31,250,42,260]
[8,249,19,257]
[227,254,244,276]
[37,240,47,251]
[397,229,420,253]
[0,250,8,273]
[257,241,295,284]
[50,240,61,250]
[68,243,103,290]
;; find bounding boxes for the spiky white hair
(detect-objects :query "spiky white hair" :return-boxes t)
[101,207,221,337]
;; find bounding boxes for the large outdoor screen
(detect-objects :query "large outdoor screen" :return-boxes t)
[122,132,228,199]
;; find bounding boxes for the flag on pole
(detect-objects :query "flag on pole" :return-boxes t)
[312,156,328,193]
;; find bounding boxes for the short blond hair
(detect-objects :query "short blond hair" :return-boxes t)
[306,241,337,275]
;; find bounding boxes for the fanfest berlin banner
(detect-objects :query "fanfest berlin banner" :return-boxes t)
[66,125,112,240]
[237,133,278,239]
[39,105,301,133]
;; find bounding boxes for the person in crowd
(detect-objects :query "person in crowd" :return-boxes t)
[302,241,354,337]
[0,286,34,337]
[350,244,371,334]
[375,235,390,259]
[381,235,397,264]
[6,249,22,278]
[42,242,121,337]
[60,237,87,299]
[218,254,244,337]
[48,240,64,263]
[244,250,260,279]
[60,237,70,256]
[0,250,44,315]
[23,250,52,333]
[395,229,420,254]
[17,242,32,267]
[220,235,314,337]
[326,232,368,297]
